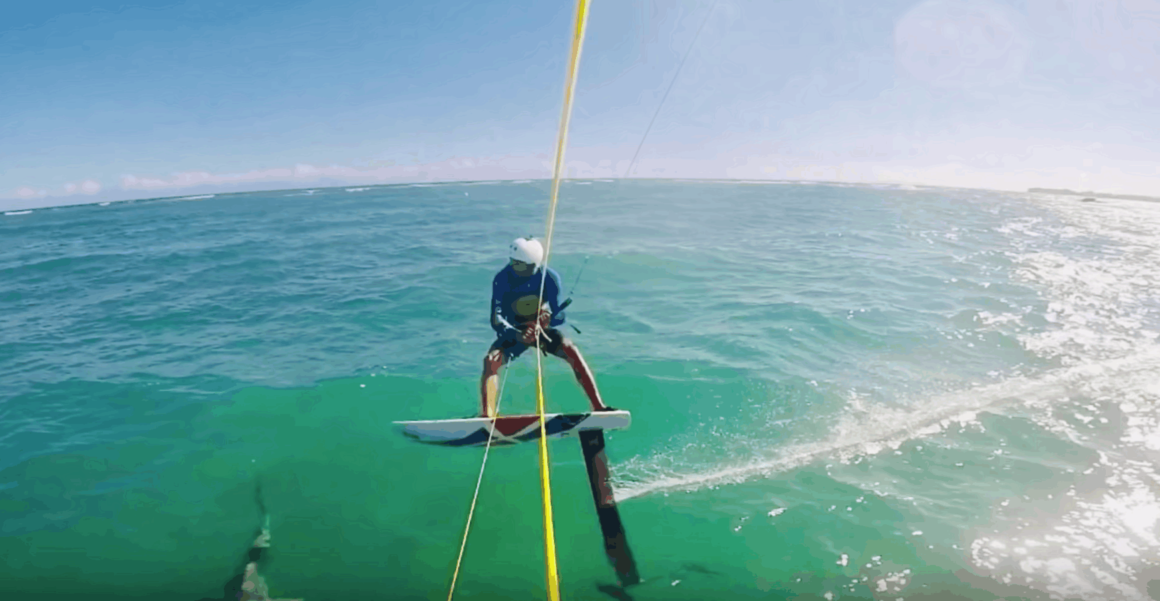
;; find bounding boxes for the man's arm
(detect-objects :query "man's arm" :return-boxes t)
[546,269,566,328]
[491,273,516,334]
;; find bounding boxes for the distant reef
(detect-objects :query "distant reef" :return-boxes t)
[1028,188,1160,203]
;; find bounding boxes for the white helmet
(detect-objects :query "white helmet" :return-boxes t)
[509,237,544,269]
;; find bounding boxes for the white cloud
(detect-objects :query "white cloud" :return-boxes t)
[58,180,102,196]
[292,164,318,178]
[121,169,293,190]
[15,187,47,199]
[21,136,1157,205]
[117,155,558,192]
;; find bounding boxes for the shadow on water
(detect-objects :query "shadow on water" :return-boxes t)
[677,562,725,578]
[595,562,726,601]
[191,480,293,601]
[596,583,634,601]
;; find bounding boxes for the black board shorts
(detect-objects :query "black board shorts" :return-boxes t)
[491,327,564,360]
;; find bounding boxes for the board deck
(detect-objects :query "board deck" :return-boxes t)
[394,410,631,446]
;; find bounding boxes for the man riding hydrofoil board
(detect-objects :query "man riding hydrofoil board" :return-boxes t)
[481,237,614,418]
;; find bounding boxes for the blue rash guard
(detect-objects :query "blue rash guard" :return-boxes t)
[490,265,566,336]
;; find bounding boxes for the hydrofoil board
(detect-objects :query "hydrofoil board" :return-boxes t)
[394,410,630,447]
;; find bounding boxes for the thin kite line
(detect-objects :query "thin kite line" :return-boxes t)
[623,0,720,178]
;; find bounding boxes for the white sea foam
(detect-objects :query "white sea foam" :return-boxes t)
[4,210,33,216]
[967,336,1160,599]
[614,193,1160,506]
[612,351,1160,502]
[999,198,1160,362]
[176,194,214,201]
[951,194,1160,600]
[345,187,370,192]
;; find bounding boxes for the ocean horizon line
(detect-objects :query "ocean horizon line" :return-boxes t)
[3,177,1072,214]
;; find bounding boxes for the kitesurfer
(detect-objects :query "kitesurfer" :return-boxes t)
[480,237,613,418]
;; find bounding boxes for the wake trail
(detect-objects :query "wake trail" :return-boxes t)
[612,348,1160,501]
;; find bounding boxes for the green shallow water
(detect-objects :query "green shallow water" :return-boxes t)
[3,181,1160,600]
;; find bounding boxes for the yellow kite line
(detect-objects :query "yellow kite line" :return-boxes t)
[444,2,590,601]
[534,1,591,599]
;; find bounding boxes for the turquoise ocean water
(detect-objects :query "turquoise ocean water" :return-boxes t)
[3,180,1159,600]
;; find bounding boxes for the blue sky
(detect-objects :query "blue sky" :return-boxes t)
[3,0,1159,209]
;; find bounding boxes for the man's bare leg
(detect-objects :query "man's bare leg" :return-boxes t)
[480,349,505,418]
[553,338,611,412]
